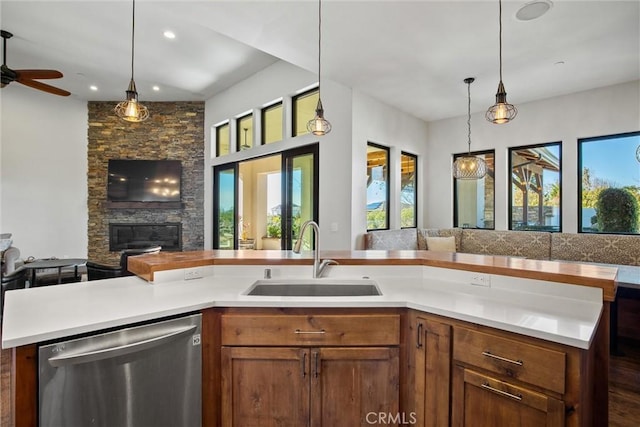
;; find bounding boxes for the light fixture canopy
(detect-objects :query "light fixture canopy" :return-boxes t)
[115,0,149,122]
[454,77,487,180]
[486,0,517,124]
[306,0,331,136]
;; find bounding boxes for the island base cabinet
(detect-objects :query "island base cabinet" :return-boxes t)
[221,346,399,427]
[451,365,565,427]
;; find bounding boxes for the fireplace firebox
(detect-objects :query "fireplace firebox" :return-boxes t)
[109,223,182,252]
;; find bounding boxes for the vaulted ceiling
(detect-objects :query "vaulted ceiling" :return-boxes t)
[1,1,638,121]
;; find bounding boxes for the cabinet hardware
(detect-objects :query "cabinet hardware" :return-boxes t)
[481,382,523,401]
[302,352,308,378]
[313,351,320,378]
[295,329,326,335]
[416,322,424,349]
[482,351,523,366]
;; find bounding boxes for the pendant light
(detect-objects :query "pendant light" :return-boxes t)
[486,0,517,124]
[453,78,487,180]
[306,0,331,136]
[114,0,149,122]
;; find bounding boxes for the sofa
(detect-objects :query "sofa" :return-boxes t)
[364,227,640,266]
[364,227,640,353]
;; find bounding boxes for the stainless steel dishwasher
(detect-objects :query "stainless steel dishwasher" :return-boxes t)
[38,313,202,427]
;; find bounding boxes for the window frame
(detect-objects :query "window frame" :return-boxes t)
[215,121,230,157]
[508,141,562,232]
[578,130,640,235]
[400,151,418,229]
[261,100,283,145]
[236,113,253,152]
[453,149,495,230]
[291,87,319,137]
[366,142,391,231]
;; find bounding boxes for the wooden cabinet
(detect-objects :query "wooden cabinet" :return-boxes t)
[409,312,452,427]
[220,309,400,427]
[451,326,571,427]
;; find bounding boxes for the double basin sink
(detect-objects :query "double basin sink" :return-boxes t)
[244,278,382,297]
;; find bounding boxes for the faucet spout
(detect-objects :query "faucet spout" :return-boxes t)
[292,220,338,278]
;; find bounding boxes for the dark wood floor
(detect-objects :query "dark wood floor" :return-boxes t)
[610,338,640,426]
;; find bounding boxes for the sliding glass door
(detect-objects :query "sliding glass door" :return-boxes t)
[212,144,318,250]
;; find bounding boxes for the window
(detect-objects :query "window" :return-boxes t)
[292,88,319,137]
[579,131,640,234]
[509,142,561,232]
[236,113,253,151]
[215,122,230,157]
[367,143,390,231]
[453,150,495,229]
[262,101,283,145]
[400,152,417,228]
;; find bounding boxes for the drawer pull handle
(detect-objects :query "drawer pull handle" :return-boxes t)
[302,352,307,378]
[416,322,424,349]
[482,351,523,366]
[295,329,326,335]
[481,382,523,401]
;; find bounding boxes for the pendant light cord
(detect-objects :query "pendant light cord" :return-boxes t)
[498,0,503,82]
[317,0,322,97]
[467,80,472,154]
[130,0,136,80]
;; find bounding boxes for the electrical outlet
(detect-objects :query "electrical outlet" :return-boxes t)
[184,268,203,281]
[470,273,491,287]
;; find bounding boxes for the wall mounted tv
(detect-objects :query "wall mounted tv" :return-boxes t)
[107,160,182,203]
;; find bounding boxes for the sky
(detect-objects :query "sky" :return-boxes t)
[581,134,640,187]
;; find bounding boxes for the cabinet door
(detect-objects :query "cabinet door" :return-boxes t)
[221,347,310,427]
[414,317,451,427]
[451,365,564,427]
[310,347,400,427]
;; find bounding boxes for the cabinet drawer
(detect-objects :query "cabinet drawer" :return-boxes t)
[221,314,400,346]
[453,327,566,394]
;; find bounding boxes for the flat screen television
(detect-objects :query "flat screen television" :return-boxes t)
[107,159,182,202]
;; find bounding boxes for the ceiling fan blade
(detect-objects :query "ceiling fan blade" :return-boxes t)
[17,77,70,96]
[15,69,63,80]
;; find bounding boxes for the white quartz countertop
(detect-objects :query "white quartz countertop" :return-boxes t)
[1,265,603,349]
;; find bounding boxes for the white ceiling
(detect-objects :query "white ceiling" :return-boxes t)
[1,0,638,121]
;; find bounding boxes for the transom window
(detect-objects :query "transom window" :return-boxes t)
[215,122,230,157]
[292,88,319,137]
[262,101,283,145]
[236,113,253,151]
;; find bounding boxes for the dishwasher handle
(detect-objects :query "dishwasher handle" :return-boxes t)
[47,324,198,367]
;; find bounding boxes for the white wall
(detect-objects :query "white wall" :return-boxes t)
[205,60,430,250]
[0,88,88,259]
[205,60,355,250]
[425,80,640,232]
[351,91,429,248]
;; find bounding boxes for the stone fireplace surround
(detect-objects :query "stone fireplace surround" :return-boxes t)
[87,101,205,264]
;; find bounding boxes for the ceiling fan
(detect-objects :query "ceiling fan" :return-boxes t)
[1,30,70,97]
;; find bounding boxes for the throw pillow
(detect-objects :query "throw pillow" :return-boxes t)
[426,236,456,252]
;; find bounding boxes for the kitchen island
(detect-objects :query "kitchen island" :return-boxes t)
[1,250,616,427]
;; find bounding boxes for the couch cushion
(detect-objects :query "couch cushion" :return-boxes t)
[418,228,463,251]
[364,229,418,250]
[426,236,457,252]
[461,229,552,259]
[551,233,640,266]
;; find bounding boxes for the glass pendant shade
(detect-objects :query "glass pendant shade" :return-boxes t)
[636,145,640,162]
[453,155,488,180]
[115,79,149,122]
[308,0,331,136]
[486,81,517,124]
[453,77,487,180]
[486,0,517,124]
[115,0,148,123]
[307,99,332,135]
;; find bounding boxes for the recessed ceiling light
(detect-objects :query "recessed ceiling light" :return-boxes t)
[89,85,98,91]
[516,0,553,21]
[152,85,160,91]
[163,30,176,39]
